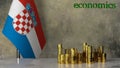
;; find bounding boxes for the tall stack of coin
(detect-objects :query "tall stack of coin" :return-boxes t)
[87,45,92,64]
[85,44,88,63]
[82,42,88,63]
[57,44,63,63]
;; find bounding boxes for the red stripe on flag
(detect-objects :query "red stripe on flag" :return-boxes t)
[19,0,46,49]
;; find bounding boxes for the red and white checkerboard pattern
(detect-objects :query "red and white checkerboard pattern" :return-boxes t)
[13,9,34,35]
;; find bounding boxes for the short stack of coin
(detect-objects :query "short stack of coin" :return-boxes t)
[77,53,82,64]
[64,49,70,64]
[70,48,78,64]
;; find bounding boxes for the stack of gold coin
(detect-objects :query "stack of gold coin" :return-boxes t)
[64,49,71,64]
[85,45,88,63]
[93,49,98,62]
[77,53,82,64]
[82,42,88,63]
[70,48,77,64]
[97,45,106,63]
[81,51,86,63]
[97,47,101,62]
[60,54,65,64]
[57,44,63,63]
[65,54,70,64]
[87,45,92,64]
[102,53,106,63]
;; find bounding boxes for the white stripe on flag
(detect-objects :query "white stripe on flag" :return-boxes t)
[9,0,24,18]
[26,28,41,58]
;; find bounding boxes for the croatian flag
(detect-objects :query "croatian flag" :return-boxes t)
[2,0,46,58]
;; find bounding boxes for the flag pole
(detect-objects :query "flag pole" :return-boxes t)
[16,49,20,64]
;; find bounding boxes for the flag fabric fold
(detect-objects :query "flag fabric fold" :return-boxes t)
[2,0,46,58]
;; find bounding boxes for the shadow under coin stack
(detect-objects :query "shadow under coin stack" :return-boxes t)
[57,43,106,64]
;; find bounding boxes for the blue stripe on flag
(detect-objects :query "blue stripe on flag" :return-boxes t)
[2,16,35,58]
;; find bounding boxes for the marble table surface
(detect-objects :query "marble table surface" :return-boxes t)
[0,58,120,68]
